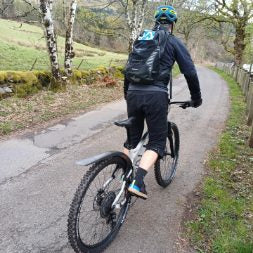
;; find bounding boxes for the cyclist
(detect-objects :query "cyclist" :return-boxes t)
[124,5,202,199]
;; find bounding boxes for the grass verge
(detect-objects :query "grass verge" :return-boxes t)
[0,79,123,137]
[186,68,253,253]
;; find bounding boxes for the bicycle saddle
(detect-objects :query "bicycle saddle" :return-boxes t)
[114,117,135,128]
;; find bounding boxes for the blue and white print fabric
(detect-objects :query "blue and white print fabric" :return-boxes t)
[138,30,156,41]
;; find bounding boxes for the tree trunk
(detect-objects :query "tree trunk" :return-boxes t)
[127,0,147,52]
[234,25,246,66]
[128,28,138,52]
[39,0,61,80]
[64,0,77,76]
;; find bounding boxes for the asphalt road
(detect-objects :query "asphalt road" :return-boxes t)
[0,66,229,253]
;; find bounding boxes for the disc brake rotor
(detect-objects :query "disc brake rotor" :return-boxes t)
[100,191,116,218]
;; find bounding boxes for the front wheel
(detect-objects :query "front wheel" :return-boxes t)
[154,122,180,187]
[68,157,131,253]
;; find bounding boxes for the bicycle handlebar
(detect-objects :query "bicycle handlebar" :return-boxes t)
[169,101,194,109]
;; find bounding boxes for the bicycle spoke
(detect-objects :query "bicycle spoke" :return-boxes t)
[74,160,128,247]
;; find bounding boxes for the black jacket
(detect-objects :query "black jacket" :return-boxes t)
[124,29,201,100]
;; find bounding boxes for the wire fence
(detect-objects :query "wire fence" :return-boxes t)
[216,62,253,148]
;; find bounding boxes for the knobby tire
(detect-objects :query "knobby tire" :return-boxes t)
[154,122,180,187]
[68,157,130,253]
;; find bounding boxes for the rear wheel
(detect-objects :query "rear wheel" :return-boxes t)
[154,122,180,187]
[68,157,131,253]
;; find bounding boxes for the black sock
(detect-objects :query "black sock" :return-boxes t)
[134,167,147,187]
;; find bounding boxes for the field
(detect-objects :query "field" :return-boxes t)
[0,19,127,71]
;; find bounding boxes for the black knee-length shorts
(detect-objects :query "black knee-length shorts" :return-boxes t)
[124,91,169,158]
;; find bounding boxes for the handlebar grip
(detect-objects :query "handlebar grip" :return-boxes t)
[180,101,193,109]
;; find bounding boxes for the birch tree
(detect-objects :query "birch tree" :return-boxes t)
[119,0,148,52]
[39,0,61,80]
[64,0,77,76]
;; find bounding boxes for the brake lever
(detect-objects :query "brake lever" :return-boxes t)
[180,104,187,109]
[180,101,191,109]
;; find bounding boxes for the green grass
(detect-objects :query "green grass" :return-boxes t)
[0,19,127,71]
[172,64,180,78]
[186,68,253,253]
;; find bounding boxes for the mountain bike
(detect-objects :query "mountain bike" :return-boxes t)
[67,100,194,253]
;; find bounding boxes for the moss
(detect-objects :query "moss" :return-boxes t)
[14,79,41,98]
[15,83,37,98]
[4,71,39,84]
[113,66,124,79]
[108,66,124,79]
[80,70,90,79]
[0,66,124,100]
[80,70,96,85]
[95,67,108,75]
[34,71,51,87]
[72,70,82,82]
[0,71,8,83]
[4,71,42,97]
[7,71,26,83]
[116,66,124,72]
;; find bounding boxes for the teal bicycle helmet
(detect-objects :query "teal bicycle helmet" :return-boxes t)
[154,5,177,24]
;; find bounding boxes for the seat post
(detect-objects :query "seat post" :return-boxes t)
[114,117,135,149]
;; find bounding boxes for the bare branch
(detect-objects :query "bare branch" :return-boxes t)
[21,0,39,12]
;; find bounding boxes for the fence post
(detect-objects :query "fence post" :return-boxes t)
[239,68,243,86]
[246,81,253,114]
[241,71,246,91]
[242,71,247,88]
[247,87,253,126]
[233,65,238,80]
[229,65,232,75]
[238,68,242,87]
[225,64,229,74]
[242,73,248,95]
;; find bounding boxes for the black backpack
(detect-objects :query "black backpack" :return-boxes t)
[125,29,168,85]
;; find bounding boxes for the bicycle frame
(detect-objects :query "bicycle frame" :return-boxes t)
[128,132,148,171]
[76,130,149,209]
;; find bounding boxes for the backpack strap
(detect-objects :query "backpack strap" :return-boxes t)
[158,30,168,56]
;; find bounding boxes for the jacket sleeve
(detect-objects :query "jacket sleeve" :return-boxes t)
[124,76,129,100]
[173,37,201,100]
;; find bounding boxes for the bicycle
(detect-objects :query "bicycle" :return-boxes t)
[67,100,194,253]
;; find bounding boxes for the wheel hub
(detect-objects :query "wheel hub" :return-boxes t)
[100,192,116,218]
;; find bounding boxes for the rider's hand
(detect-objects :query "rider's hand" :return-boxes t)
[191,98,202,108]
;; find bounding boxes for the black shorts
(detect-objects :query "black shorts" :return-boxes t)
[124,91,169,158]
